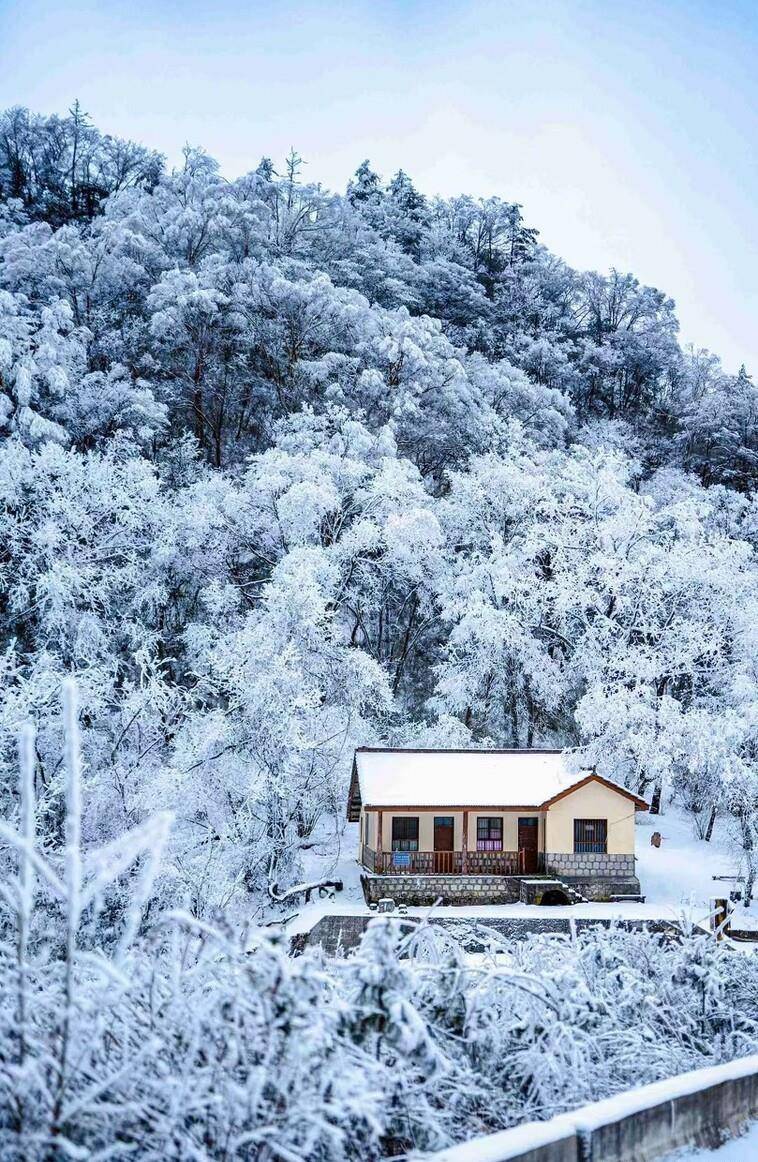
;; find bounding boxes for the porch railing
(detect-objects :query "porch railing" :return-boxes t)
[360,846,527,876]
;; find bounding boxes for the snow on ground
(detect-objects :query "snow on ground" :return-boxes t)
[636,805,758,930]
[298,819,366,903]
[636,807,736,907]
[283,803,757,940]
[283,898,690,940]
[402,901,695,923]
[672,1121,758,1159]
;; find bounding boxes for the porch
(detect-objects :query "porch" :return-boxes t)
[359,844,539,876]
[359,807,545,877]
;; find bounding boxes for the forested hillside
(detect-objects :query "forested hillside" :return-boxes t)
[1,104,756,914]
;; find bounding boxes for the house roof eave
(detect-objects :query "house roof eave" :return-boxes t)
[540,773,649,811]
[361,803,545,813]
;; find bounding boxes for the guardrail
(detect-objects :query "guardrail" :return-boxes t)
[360,846,525,875]
[419,1053,758,1162]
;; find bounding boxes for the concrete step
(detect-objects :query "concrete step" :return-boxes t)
[519,876,590,906]
[553,878,589,904]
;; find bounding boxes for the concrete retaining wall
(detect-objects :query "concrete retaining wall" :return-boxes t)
[421,1053,758,1162]
[302,914,685,956]
[565,877,642,902]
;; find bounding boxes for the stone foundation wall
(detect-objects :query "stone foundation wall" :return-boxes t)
[361,856,641,906]
[361,873,521,907]
[568,877,642,901]
[519,878,569,905]
[543,851,636,879]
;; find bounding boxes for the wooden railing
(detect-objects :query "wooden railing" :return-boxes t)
[360,846,526,876]
[466,850,526,875]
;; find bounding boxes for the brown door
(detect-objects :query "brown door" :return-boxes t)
[518,817,539,874]
[434,816,455,873]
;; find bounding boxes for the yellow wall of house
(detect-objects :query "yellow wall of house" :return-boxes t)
[378,811,465,851]
[362,809,547,852]
[361,783,638,856]
[544,782,636,855]
[363,809,378,850]
[463,811,545,851]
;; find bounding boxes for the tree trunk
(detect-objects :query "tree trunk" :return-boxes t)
[524,677,536,748]
[192,355,206,448]
[392,594,418,695]
[741,810,756,903]
[704,804,717,843]
[649,780,662,815]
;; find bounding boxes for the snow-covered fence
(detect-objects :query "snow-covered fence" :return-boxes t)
[422,1053,758,1162]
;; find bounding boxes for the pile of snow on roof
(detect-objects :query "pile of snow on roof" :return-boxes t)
[354,748,596,807]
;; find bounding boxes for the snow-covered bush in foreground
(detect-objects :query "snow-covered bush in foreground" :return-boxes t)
[2,693,758,1159]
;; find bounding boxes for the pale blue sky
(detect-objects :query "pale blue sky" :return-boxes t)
[1,0,756,373]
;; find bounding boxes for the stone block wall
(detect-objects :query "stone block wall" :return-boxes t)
[569,877,642,901]
[543,852,636,879]
[361,873,521,906]
[520,879,570,905]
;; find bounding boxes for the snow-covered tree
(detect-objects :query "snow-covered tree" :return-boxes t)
[0,100,755,1013]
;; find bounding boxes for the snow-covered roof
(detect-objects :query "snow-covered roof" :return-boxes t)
[351,747,646,810]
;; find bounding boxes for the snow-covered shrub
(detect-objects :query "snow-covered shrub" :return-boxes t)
[2,699,758,1160]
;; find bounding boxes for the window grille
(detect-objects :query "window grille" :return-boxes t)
[574,818,607,854]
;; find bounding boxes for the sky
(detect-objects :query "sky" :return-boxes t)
[1,0,756,373]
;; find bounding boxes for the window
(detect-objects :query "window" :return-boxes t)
[476,816,503,851]
[392,816,419,852]
[574,819,607,854]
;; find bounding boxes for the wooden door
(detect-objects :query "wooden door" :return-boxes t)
[434,816,454,873]
[518,817,539,874]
